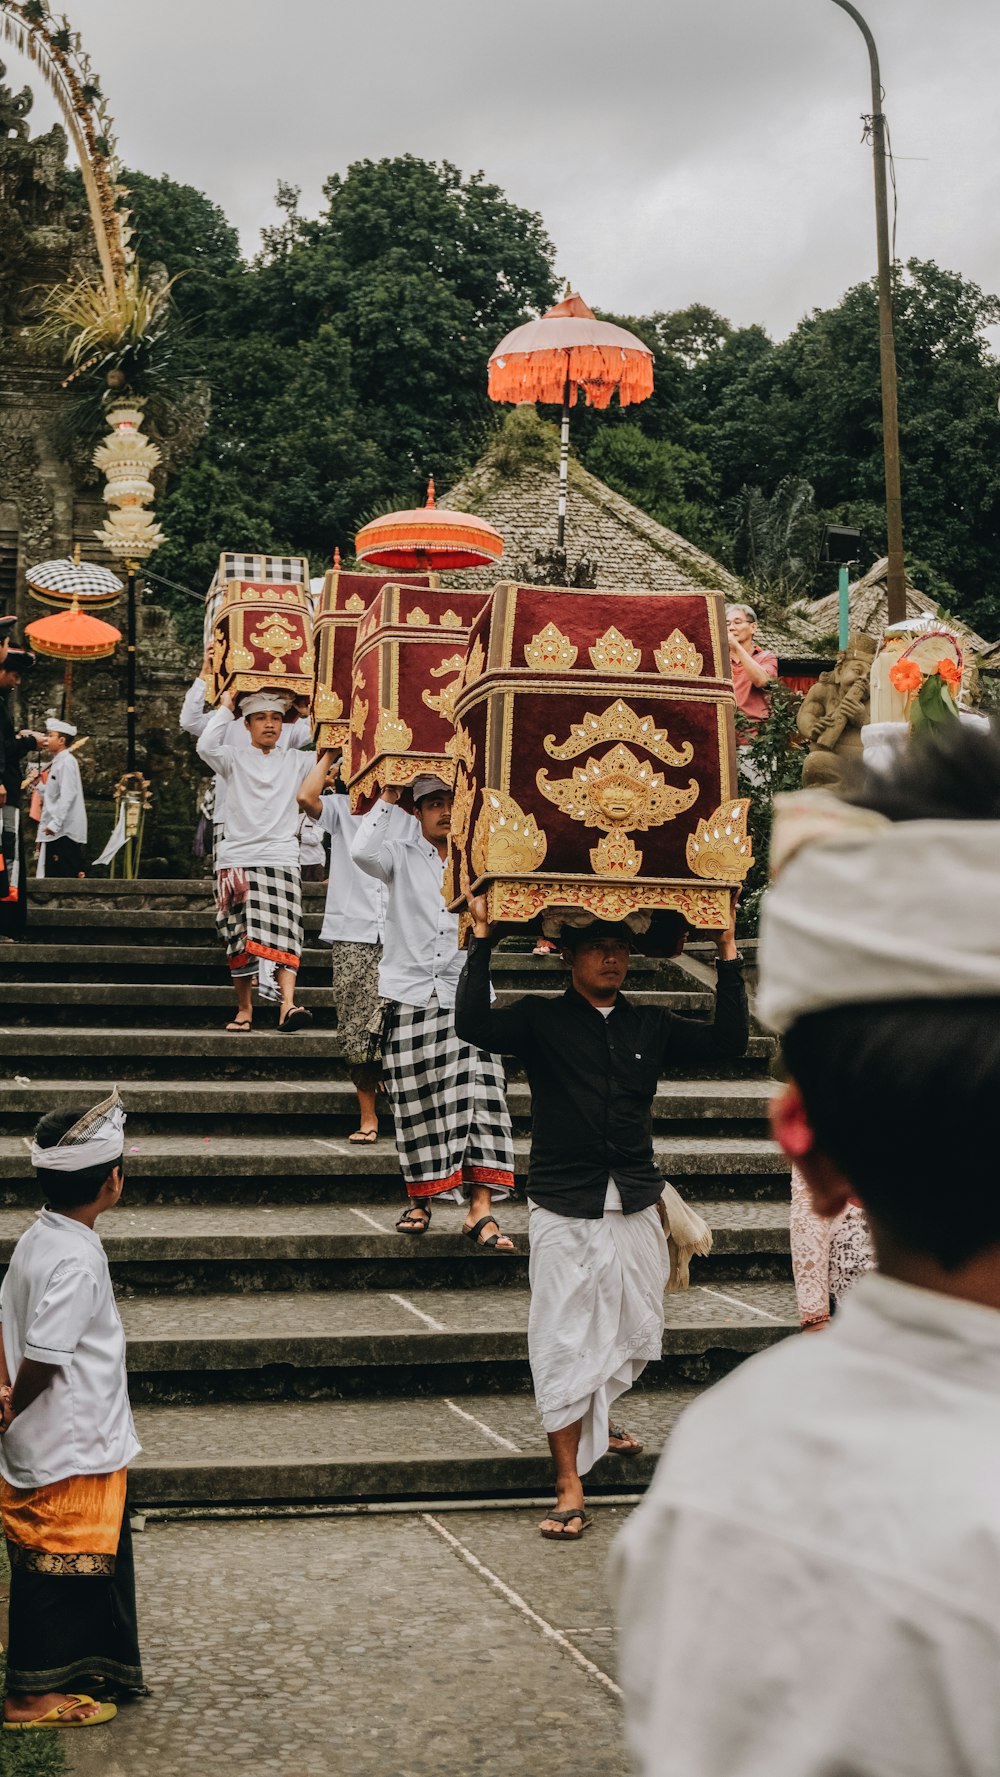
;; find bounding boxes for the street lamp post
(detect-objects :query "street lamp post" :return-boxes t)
[830,0,907,625]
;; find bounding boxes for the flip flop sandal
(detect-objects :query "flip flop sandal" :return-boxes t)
[348,1128,379,1144]
[4,1694,117,1730]
[396,1202,432,1235]
[463,1213,515,1252]
[225,1018,253,1033]
[608,1423,644,1456]
[539,1508,593,1541]
[278,1007,313,1033]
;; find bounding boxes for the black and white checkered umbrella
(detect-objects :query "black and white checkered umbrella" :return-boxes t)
[26,558,124,610]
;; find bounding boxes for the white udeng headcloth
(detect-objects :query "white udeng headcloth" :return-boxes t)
[757,790,1000,1034]
[29,1087,126,1175]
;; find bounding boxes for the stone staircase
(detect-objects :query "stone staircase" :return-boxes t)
[1,880,793,1507]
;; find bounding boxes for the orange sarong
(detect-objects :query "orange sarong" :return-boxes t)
[1,1469,127,1575]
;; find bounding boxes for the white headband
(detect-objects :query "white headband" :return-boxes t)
[757,790,1000,1033]
[29,1089,126,1175]
[241,693,288,717]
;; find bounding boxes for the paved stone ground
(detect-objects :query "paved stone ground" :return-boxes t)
[64,1507,635,1777]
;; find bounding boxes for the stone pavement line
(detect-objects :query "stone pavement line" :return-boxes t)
[422,1513,623,1700]
[443,1398,522,1452]
[387,1291,446,1331]
[697,1283,786,1324]
[348,1205,391,1232]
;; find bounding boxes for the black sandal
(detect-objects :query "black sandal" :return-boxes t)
[608,1423,644,1456]
[396,1202,432,1235]
[463,1213,515,1253]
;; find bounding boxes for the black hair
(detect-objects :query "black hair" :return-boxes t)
[784,719,1000,1269]
[32,1108,122,1210]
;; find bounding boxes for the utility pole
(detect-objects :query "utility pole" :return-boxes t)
[830,0,907,624]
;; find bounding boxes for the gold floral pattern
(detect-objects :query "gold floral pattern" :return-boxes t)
[471,790,548,877]
[421,653,468,722]
[373,709,414,753]
[544,699,694,766]
[248,614,298,671]
[654,629,704,676]
[344,593,367,614]
[685,799,754,881]
[589,625,641,673]
[538,744,699,832]
[445,723,476,772]
[441,609,464,629]
[406,606,431,627]
[472,880,733,931]
[524,622,578,671]
[590,832,643,876]
[350,695,369,739]
[313,685,344,722]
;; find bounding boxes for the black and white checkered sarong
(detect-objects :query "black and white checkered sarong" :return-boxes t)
[383,1000,515,1201]
[215,865,303,976]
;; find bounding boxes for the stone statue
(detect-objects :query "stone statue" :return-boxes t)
[796,633,878,791]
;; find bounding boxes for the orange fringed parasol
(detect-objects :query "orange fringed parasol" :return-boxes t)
[26,598,122,719]
[488,292,654,549]
[356,479,503,572]
[488,292,653,410]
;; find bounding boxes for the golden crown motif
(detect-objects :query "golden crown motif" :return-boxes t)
[471,790,548,878]
[344,593,366,614]
[544,699,694,767]
[538,744,700,832]
[524,622,579,671]
[589,626,641,673]
[655,628,703,677]
[590,832,643,876]
[374,709,414,753]
[685,799,754,882]
[441,609,464,629]
[406,606,431,627]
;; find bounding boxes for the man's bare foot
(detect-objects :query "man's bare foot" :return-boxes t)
[608,1423,644,1455]
[4,1690,104,1724]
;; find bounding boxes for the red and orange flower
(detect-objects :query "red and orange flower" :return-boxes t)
[889,658,923,694]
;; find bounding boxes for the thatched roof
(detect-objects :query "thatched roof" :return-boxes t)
[441,426,742,599]
[790,557,996,659]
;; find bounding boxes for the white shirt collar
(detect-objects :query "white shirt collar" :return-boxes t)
[831,1271,1000,1394]
[37,1205,104,1254]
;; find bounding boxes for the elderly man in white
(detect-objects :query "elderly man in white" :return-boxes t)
[614,721,1000,1777]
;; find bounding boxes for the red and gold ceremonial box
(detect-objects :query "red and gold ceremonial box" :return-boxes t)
[445,582,751,932]
[312,569,436,751]
[208,576,315,705]
[346,583,492,811]
[203,552,310,651]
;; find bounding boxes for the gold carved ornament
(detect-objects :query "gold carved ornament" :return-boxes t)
[445,723,476,773]
[590,833,643,876]
[441,609,464,629]
[248,613,300,673]
[685,799,754,882]
[544,699,694,766]
[589,626,641,673]
[421,653,468,723]
[344,593,366,614]
[463,635,485,689]
[471,790,548,878]
[482,880,732,931]
[350,695,369,739]
[524,623,578,671]
[352,666,365,695]
[406,606,431,627]
[537,743,700,834]
[313,685,345,723]
[655,629,703,676]
[373,709,414,753]
[449,765,476,854]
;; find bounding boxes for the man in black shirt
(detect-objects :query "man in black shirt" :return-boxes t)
[0,642,36,942]
[455,899,748,1539]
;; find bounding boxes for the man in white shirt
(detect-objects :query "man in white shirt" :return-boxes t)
[614,721,1000,1777]
[0,1088,143,1731]
[31,718,87,878]
[352,775,515,1245]
[180,655,310,1006]
[197,691,316,1033]
[297,751,410,1142]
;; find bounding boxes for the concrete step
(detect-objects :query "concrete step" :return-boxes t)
[29,906,328,937]
[29,878,327,902]
[0,980,716,1027]
[129,1387,706,1505]
[0,1129,790,1204]
[0,1075,781,1135]
[0,942,333,984]
[0,1199,790,1290]
[119,1279,797,1403]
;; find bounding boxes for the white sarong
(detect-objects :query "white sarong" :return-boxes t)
[527,1184,669,1476]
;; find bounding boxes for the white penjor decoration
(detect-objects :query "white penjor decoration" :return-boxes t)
[93,402,165,560]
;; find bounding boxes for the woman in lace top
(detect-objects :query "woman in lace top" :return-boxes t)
[789,1164,874,1329]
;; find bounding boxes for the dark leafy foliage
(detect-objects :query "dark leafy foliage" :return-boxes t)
[735,685,806,938]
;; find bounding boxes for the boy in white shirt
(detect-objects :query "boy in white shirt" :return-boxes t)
[31,718,88,878]
[197,690,316,1032]
[0,1088,143,1731]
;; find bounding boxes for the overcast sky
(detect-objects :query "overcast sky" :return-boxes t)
[12,0,1000,344]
